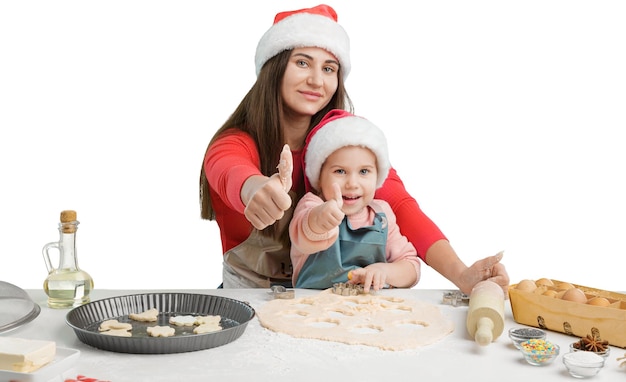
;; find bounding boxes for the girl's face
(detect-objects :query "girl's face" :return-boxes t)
[319,146,378,216]
[281,47,339,118]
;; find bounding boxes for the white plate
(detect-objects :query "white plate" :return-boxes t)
[0,347,80,382]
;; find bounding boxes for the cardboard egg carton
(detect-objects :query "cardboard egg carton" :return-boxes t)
[509,279,626,348]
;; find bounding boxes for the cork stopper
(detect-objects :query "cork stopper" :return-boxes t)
[60,210,78,233]
[60,210,77,223]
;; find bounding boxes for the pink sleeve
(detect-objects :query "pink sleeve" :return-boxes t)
[376,200,421,288]
[203,131,262,214]
[289,192,340,283]
[375,168,447,263]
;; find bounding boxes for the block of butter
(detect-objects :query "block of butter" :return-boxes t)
[0,337,56,373]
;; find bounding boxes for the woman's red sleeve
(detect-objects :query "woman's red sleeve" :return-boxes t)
[374,168,447,263]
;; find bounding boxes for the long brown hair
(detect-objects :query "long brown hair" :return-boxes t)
[199,49,353,237]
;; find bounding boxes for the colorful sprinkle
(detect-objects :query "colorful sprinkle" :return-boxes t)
[520,339,559,363]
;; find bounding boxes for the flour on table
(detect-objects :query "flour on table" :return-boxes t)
[256,289,454,351]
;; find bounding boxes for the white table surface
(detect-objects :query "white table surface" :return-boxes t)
[3,288,625,382]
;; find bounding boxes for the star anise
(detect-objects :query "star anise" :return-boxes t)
[574,334,609,352]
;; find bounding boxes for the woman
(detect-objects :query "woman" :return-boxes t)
[200,4,509,294]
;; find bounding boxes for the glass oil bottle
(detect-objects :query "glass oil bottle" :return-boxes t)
[42,210,94,308]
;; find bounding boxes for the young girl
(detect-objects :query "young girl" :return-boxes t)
[290,110,420,292]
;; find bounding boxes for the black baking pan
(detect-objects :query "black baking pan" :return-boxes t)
[66,292,255,354]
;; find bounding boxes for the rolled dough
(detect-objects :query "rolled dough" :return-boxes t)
[256,289,454,351]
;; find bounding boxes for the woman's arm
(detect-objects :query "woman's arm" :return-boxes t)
[426,241,508,295]
[375,168,509,295]
[205,133,292,229]
[204,131,262,214]
[374,168,447,261]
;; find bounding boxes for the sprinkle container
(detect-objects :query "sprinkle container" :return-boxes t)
[519,339,559,366]
[562,351,605,378]
[508,327,547,350]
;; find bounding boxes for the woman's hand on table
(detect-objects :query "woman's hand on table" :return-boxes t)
[461,251,510,297]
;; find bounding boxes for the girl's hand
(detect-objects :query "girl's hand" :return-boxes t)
[348,265,387,293]
[309,183,344,233]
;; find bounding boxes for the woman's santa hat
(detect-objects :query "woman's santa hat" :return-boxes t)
[303,109,391,192]
[255,4,351,79]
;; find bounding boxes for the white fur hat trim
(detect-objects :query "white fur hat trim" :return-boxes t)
[305,115,390,191]
[255,12,350,78]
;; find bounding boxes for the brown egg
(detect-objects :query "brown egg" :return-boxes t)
[561,288,587,303]
[555,290,567,299]
[542,290,558,298]
[535,278,554,287]
[533,286,548,295]
[587,297,610,307]
[516,279,537,292]
[557,282,576,291]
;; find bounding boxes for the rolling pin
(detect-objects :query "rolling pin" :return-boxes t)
[466,280,505,346]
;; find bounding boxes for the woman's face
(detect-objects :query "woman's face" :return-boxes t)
[319,146,378,216]
[280,47,339,118]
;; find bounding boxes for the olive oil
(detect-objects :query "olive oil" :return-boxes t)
[43,269,93,308]
[42,210,94,309]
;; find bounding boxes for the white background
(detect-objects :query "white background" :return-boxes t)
[1,1,624,292]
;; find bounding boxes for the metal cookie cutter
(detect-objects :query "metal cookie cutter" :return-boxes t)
[332,282,365,296]
[442,290,469,307]
[268,285,295,299]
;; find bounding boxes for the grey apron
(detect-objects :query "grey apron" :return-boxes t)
[295,212,388,289]
[222,194,295,288]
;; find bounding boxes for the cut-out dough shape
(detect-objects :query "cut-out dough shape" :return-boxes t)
[147,325,176,337]
[99,319,133,332]
[194,315,221,325]
[101,328,132,337]
[169,315,197,326]
[129,308,159,322]
[257,289,454,350]
[194,322,222,334]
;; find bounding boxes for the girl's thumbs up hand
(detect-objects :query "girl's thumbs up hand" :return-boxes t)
[331,182,343,210]
[309,183,345,234]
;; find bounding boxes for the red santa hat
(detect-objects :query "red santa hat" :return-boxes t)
[255,4,351,79]
[303,109,391,192]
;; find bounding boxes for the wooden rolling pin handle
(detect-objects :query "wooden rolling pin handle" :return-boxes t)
[466,280,505,346]
[475,316,495,345]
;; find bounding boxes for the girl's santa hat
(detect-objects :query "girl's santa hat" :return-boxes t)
[255,4,351,79]
[303,109,391,192]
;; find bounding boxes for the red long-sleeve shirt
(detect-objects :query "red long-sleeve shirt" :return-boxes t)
[204,130,446,263]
